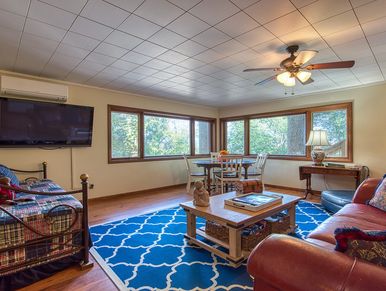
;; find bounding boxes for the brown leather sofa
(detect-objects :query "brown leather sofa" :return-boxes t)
[247,178,386,291]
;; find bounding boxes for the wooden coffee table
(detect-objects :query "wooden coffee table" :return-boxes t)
[180,191,301,267]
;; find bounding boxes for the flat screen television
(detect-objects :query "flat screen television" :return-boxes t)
[0,97,94,147]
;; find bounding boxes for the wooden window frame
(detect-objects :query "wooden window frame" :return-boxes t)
[220,102,353,163]
[108,105,216,163]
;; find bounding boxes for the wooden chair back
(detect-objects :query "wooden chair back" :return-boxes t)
[210,152,219,162]
[255,153,268,175]
[219,155,243,177]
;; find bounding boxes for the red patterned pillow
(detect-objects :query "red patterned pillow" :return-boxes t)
[335,228,386,267]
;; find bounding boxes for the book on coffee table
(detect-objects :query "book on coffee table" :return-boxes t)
[224,192,283,211]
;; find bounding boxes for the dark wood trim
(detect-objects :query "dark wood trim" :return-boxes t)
[89,183,186,202]
[108,104,216,163]
[244,118,249,155]
[265,183,321,195]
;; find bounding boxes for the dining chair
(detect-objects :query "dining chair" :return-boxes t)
[210,152,219,162]
[183,155,206,193]
[243,153,268,188]
[215,155,243,194]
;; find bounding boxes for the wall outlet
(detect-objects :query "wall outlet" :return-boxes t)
[89,184,94,189]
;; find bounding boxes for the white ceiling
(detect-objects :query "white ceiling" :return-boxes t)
[0,0,385,106]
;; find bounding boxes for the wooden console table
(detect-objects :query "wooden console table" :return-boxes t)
[299,165,362,199]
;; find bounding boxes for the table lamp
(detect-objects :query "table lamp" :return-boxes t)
[306,130,330,165]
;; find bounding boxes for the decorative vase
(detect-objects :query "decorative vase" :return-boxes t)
[311,148,325,165]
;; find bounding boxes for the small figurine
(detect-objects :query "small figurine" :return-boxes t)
[193,180,209,207]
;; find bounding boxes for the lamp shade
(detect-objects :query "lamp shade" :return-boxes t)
[283,77,295,87]
[276,72,291,84]
[296,70,312,82]
[306,130,330,146]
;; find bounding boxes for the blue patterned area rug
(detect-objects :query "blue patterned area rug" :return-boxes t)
[90,200,331,290]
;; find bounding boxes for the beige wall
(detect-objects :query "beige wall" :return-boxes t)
[220,83,386,191]
[0,71,218,198]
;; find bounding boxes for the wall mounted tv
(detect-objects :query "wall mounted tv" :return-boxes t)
[0,97,94,147]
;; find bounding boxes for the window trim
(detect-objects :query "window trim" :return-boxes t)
[220,102,353,162]
[108,105,216,163]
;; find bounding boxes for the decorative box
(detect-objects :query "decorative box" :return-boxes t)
[235,179,263,195]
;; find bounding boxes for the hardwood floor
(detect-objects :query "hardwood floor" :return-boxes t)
[20,185,319,291]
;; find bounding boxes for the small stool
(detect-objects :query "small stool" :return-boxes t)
[321,190,355,213]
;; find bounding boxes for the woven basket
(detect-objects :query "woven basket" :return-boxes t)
[265,212,290,234]
[205,220,271,251]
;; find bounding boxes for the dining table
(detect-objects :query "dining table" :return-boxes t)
[192,158,256,194]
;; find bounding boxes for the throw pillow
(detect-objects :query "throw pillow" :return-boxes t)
[368,174,386,211]
[335,227,386,267]
[0,164,19,186]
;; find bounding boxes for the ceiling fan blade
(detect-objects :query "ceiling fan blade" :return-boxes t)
[296,75,314,85]
[255,75,277,85]
[305,60,355,70]
[243,68,282,72]
[293,50,318,66]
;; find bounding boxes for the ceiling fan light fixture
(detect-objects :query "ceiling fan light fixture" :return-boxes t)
[296,70,312,82]
[283,76,295,87]
[276,71,291,84]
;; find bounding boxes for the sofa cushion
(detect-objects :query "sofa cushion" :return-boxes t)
[369,176,386,212]
[335,203,386,227]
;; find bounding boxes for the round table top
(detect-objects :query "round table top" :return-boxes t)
[192,159,255,166]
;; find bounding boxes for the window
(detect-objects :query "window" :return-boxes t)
[225,120,244,154]
[195,120,211,155]
[220,103,352,162]
[250,114,306,156]
[108,105,215,162]
[312,109,348,158]
[144,115,190,157]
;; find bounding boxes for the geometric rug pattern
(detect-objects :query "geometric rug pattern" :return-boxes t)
[90,200,331,290]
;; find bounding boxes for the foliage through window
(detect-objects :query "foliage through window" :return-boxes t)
[225,120,244,154]
[108,105,214,162]
[250,114,306,156]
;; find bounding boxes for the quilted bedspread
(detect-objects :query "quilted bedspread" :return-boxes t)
[0,180,83,275]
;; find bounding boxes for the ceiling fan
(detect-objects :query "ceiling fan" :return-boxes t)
[243,45,355,86]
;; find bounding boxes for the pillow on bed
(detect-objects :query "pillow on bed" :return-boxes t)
[335,227,386,267]
[368,174,386,212]
[0,164,19,186]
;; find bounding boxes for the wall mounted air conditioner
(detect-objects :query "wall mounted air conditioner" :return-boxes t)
[0,76,68,102]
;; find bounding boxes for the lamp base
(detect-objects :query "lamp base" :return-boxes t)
[311,149,325,166]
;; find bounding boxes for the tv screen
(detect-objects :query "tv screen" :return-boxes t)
[0,97,94,147]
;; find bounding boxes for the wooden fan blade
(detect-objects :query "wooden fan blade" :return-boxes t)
[255,75,276,85]
[293,50,318,66]
[296,75,314,85]
[305,60,355,70]
[243,68,282,72]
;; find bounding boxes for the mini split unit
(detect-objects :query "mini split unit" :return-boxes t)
[0,76,68,102]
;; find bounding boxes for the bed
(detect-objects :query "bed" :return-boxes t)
[0,162,93,289]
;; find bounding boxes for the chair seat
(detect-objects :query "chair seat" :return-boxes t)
[215,173,239,179]
[321,190,355,213]
[190,172,206,177]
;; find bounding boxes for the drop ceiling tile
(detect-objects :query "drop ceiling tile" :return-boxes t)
[350,0,376,8]
[236,26,276,47]
[313,11,359,36]
[230,0,261,9]
[323,26,364,46]
[45,52,82,70]
[194,64,221,75]
[132,65,159,76]
[265,11,309,37]
[163,65,190,74]
[362,16,386,35]
[39,0,88,14]
[29,0,76,30]
[305,37,329,50]
[0,26,21,46]
[300,0,351,24]
[167,13,210,38]
[122,71,147,81]
[133,41,168,57]
[134,0,184,26]
[70,17,113,41]
[0,0,29,16]
[62,32,100,51]
[152,71,175,80]
[230,49,258,63]
[355,0,386,24]
[290,0,318,8]
[178,58,205,69]
[56,43,90,59]
[167,0,202,10]
[215,11,259,38]
[100,66,128,77]
[85,52,116,66]
[158,50,188,63]
[173,40,207,56]
[168,75,191,84]
[245,0,296,24]
[192,28,231,48]
[20,32,59,52]
[103,0,144,13]
[252,38,286,55]
[212,39,248,56]
[118,14,162,39]
[139,76,164,86]
[144,58,172,70]
[193,49,224,62]
[189,0,239,25]
[279,25,320,45]
[81,0,130,28]
[0,9,25,31]
[333,38,372,59]
[148,28,187,49]
[105,30,143,50]
[121,51,152,64]
[110,59,139,71]
[94,42,128,58]
[24,18,67,41]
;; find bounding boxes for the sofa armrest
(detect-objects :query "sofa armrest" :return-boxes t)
[352,178,380,204]
[247,234,386,291]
